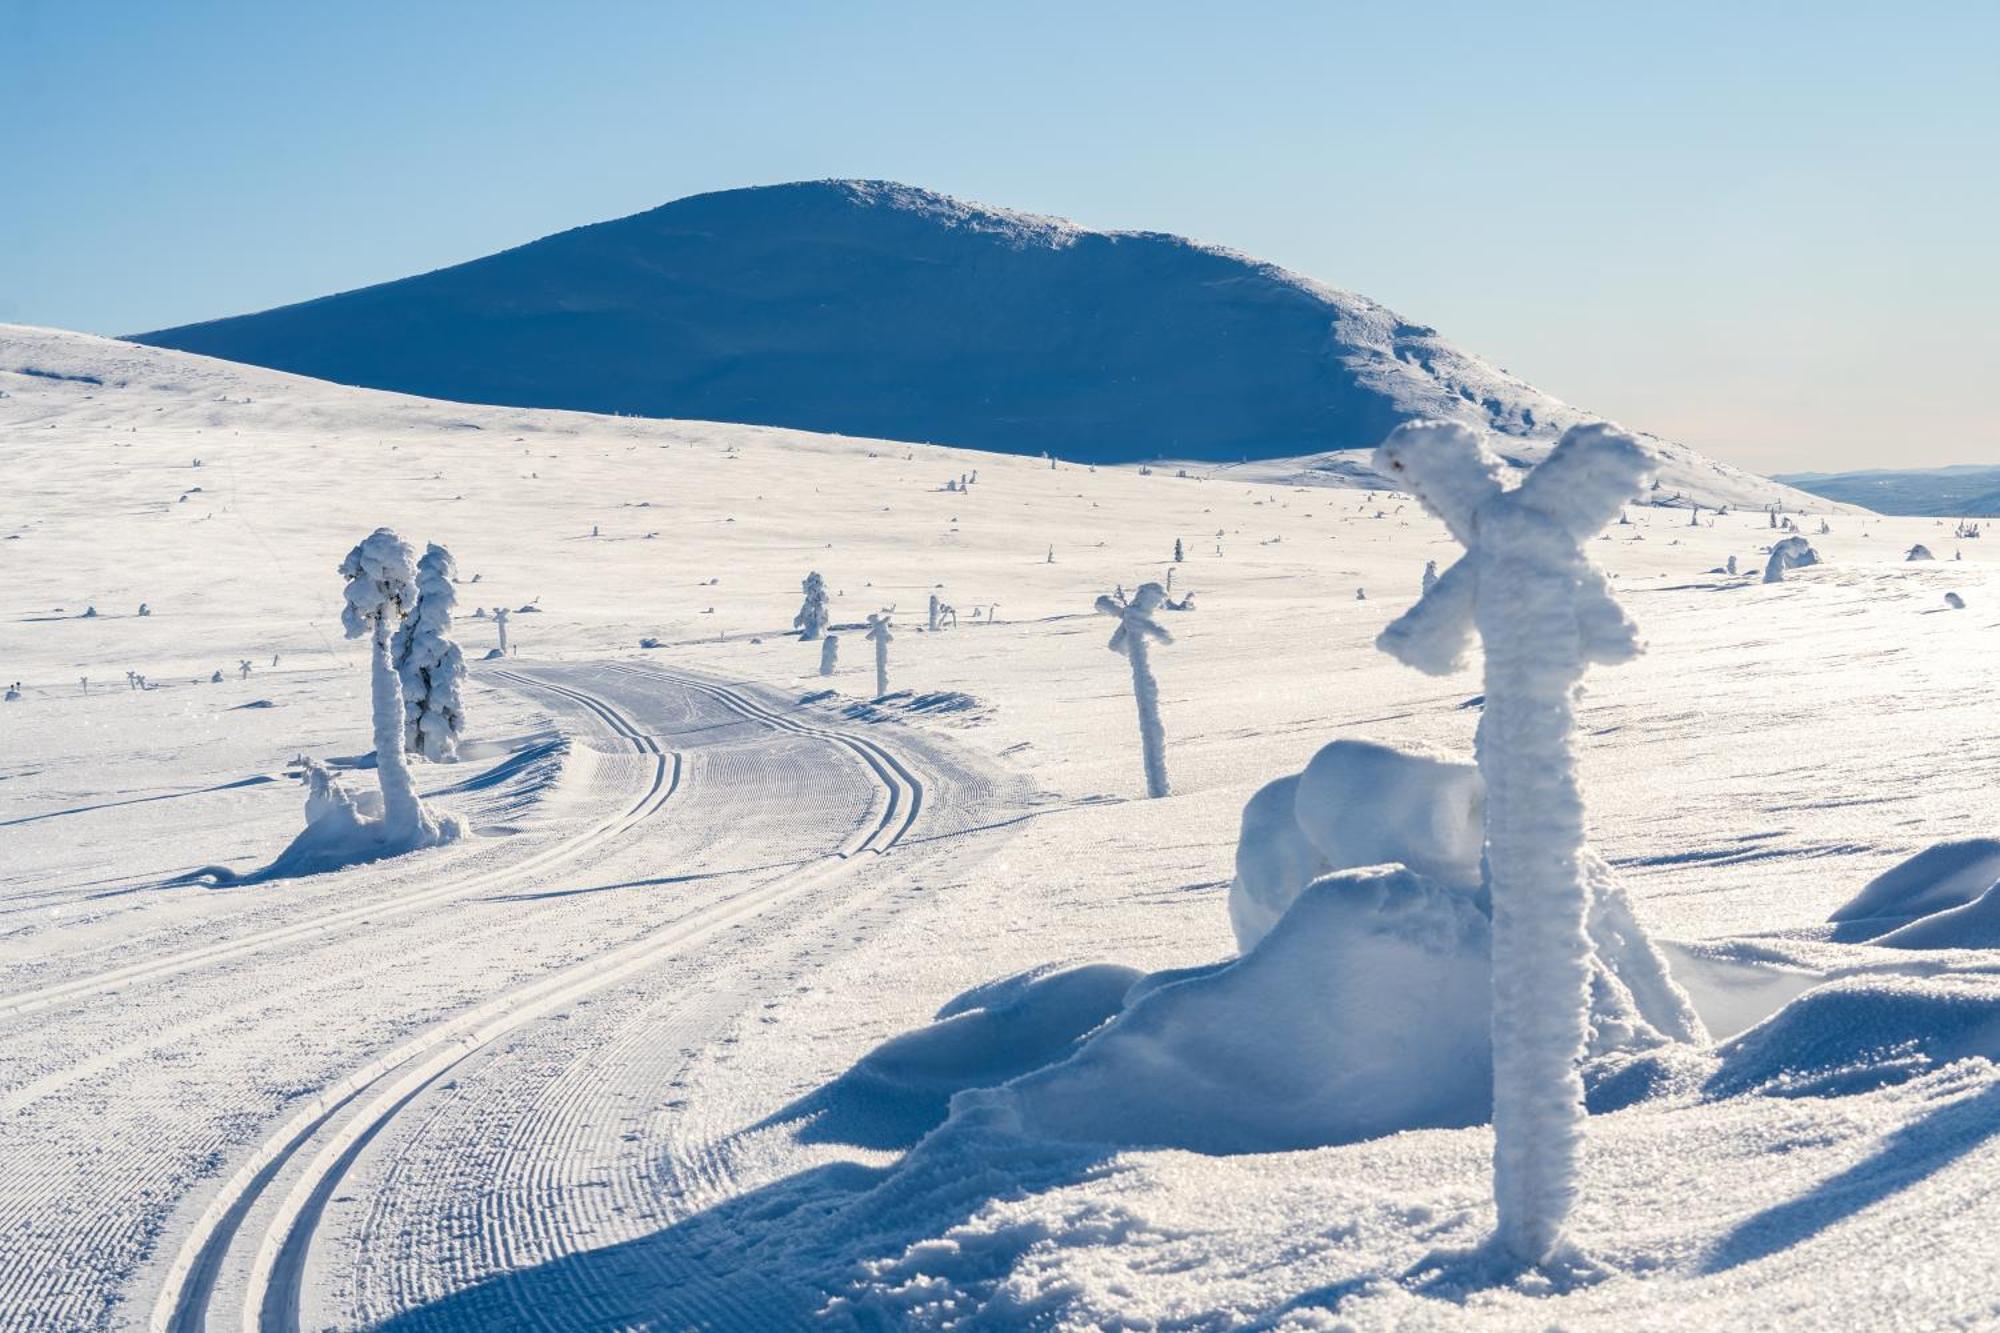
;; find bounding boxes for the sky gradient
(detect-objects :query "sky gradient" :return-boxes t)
[6,1,1995,472]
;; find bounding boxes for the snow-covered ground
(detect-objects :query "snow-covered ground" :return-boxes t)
[3,325,1998,1330]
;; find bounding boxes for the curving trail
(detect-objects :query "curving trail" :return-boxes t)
[0,658,1014,1332]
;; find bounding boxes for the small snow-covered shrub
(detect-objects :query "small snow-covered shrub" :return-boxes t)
[392,542,467,761]
[819,634,839,677]
[1907,543,1935,561]
[795,571,831,641]
[1763,536,1820,583]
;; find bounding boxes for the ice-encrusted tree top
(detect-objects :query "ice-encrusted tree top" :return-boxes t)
[1375,421,1649,678]
[1097,582,1172,657]
[339,528,419,637]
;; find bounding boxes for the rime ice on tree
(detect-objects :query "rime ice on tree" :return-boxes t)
[392,542,468,761]
[339,528,455,845]
[795,572,830,640]
[819,634,840,677]
[1097,582,1173,798]
[865,612,893,698]
[1372,420,1655,1267]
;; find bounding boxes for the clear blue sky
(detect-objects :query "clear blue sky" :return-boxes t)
[6,1,1994,472]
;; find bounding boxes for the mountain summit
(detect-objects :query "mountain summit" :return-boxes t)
[132,180,1801,504]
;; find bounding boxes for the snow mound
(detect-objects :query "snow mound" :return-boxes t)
[954,864,1681,1155]
[1877,883,2000,950]
[1229,739,1482,951]
[1830,839,2000,928]
[960,867,1495,1152]
[1707,975,2000,1098]
[177,756,466,886]
[1226,738,1702,1046]
[775,964,1145,1150]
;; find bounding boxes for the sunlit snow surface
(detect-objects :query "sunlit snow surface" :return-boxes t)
[3,325,1998,1329]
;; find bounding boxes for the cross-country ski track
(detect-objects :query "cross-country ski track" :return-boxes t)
[0,660,1017,1332]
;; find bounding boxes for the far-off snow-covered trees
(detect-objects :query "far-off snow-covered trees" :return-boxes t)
[1374,419,1655,1268]
[795,572,831,640]
[392,542,468,761]
[1763,536,1820,583]
[865,613,893,697]
[340,528,459,847]
[1097,582,1173,799]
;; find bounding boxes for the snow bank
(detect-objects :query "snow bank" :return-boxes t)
[959,867,1496,1152]
[1877,883,2000,950]
[952,864,1680,1156]
[1708,975,2000,1098]
[1829,839,2000,927]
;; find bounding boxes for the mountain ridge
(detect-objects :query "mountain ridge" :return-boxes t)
[130,179,1832,511]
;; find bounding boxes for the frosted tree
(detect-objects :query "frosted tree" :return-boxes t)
[819,634,840,676]
[865,613,894,697]
[1174,538,1185,562]
[1373,419,1654,1268]
[795,571,830,641]
[392,542,468,761]
[339,528,443,842]
[1763,536,1820,583]
[1096,582,1174,798]
[928,592,942,632]
[1422,559,1439,594]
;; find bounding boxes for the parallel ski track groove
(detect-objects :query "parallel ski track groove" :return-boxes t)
[150,665,925,1333]
[0,672,679,1023]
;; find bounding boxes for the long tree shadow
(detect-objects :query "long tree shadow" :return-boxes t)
[1705,1079,2000,1273]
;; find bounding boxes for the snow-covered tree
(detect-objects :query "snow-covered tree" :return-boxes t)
[1422,560,1439,594]
[1763,536,1820,583]
[1372,419,1654,1268]
[1907,543,1935,561]
[819,634,840,676]
[1096,582,1174,798]
[493,605,510,656]
[865,613,893,698]
[1174,538,1185,563]
[928,592,942,632]
[392,542,468,761]
[339,528,443,841]
[795,572,830,641]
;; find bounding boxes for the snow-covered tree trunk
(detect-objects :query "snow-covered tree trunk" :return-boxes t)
[866,613,892,697]
[368,611,426,836]
[819,634,839,676]
[1098,583,1173,798]
[340,528,428,840]
[1373,421,1653,1267]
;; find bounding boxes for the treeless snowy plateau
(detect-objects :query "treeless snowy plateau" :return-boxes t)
[3,325,1998,1330]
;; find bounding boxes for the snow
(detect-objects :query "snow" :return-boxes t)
[4,324,2000,1329]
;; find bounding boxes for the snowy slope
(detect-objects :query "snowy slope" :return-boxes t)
[4,324,1998,1331]
[132,180,1825,513]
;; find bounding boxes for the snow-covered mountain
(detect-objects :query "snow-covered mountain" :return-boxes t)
[131,180,1829,512]
[1779,464,2000,517]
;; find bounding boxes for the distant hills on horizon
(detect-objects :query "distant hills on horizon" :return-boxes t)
[1777,464,2000,517]
[131,179,1828,510]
